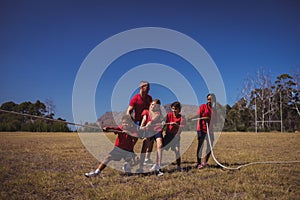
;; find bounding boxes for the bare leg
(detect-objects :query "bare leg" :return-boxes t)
[145,138,154,161]
[139,138,149,169]
[155,138,163,167]
[175,146,181,167]
[96,154,112,172]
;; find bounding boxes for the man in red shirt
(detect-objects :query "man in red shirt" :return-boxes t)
[126,81,154,167]
[126,81,152,125]
[84,115,139,177]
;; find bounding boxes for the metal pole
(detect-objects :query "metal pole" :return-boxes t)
[255,96,257,133]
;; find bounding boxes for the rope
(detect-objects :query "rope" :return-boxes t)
[205,122,300,170]
[0,109,134,134]
[191,117,210,121]
[0,108,101,130]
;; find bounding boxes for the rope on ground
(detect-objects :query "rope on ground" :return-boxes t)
[205,122,300,170]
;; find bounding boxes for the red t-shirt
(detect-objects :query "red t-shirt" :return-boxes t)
[196,103,213,133]
[165,112,185,135]
[129,94,152,123]
[141,110,162,133]
[106,126,138,152]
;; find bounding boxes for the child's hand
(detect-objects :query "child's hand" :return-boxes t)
[170,122,178,126]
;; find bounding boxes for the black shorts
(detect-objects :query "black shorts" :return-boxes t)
[140,130,162,139]
[151,132,163,140]
[163,133,180,151]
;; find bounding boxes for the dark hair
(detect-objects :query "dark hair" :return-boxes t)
[207,93,216,109]
[171,101,181,111]
[207,93,216,102]
[152,99,161,105]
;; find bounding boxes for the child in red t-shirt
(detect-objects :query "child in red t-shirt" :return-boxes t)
[85,115,139,177]
[163,101,186,171]
[137,99,164,176]
[189,93,216,169]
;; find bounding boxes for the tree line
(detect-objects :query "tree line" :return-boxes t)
[223,68,299,132]
[0,100,71,132]
[85,69,299,133]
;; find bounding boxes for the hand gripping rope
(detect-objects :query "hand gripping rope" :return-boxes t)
[205,122,300,170]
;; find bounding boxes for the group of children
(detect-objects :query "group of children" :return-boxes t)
[84,80,216,178]
[85,100,185,177]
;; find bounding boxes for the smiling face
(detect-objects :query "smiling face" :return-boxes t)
[171,106,180,116]
[150,102,159,112]
[122,119,129,128]
[207,95,212,106]
[207,93,216,107]
[149,99,161,112]
[121,115,134,130]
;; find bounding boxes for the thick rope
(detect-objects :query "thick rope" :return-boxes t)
[205,122,300,170]
[0,109,137,134]
[0,108,101,130]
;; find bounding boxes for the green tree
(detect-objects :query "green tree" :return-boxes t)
[0,100,71,132]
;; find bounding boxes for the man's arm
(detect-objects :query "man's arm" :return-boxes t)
[126,105,133,115]
[126,105,134,121]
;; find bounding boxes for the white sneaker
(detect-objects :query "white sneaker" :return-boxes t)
[149,164,159,172]
[84,170,99,178]
[122,162,131,173]
[156,169,164,176]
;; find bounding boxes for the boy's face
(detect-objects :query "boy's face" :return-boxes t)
[122,120,130,129]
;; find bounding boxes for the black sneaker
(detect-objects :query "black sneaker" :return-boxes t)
[156,169,164,176]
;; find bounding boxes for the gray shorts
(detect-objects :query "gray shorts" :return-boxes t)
[109,147,135,162]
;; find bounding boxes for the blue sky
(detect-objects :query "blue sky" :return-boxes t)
[0,0,299,124]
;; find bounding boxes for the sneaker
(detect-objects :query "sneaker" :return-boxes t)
[177,166,183,172]
[122,162,131,173]
[197,164,205,169]
[149,164,159,172]
[197,164,203,169]
[84,170,99,177]
[144,158,154,165]
[202,162,209,167]
[156,169,164,176]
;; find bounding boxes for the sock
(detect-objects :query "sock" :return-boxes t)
[95,169,100,174]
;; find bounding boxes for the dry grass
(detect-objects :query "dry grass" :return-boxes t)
[0,132,299,200]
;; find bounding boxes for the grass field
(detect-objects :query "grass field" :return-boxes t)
[0,132,299,200]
